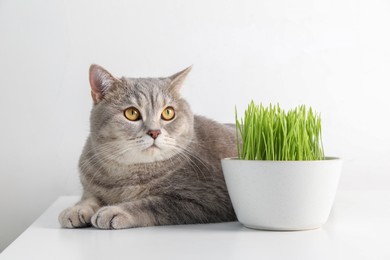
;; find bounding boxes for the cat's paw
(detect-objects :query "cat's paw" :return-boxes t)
[91,206,135,230]
[59,205,96,228]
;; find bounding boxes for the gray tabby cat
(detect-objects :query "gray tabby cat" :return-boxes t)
[58,64,237,229]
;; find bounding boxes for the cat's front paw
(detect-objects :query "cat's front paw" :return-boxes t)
[59,205,96,228]
[91,206,135,229]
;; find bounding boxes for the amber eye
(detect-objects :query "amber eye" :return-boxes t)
[124,107,142,121]
[161,107,175,121]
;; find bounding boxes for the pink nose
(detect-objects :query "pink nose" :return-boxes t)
[147,130,161,140]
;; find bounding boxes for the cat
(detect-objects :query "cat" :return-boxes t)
[58,64,237,229]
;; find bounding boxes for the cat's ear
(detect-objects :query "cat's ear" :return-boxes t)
[89,64,119,103]
[168,66,192,94]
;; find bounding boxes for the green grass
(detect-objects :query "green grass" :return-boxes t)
[236,102,324,161]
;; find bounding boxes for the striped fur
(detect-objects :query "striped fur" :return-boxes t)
[59,65,237,229]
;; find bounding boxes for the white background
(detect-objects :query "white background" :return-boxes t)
[0,0,389,252]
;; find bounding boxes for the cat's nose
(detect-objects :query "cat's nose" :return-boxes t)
[147,130,161,140]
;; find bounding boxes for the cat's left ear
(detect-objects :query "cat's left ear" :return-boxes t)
[168,66,192,94]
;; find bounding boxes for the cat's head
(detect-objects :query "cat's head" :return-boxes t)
[88,64,194,164]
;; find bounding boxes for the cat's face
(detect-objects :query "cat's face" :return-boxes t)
[88,65,194,164]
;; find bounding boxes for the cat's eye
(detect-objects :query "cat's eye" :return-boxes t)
[124,107,142,121]
[161,107,175,121]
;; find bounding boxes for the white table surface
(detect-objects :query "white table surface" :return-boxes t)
[1,191,389,260]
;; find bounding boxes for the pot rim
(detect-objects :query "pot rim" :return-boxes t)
[222,156,341,162]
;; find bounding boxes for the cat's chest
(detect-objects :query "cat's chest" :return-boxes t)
[84,169,172,205]
[93,183,152,205]
[81,154,187,204]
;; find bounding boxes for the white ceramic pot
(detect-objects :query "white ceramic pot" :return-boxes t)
[221,157,342,231]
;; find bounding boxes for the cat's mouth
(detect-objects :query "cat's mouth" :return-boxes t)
[140,137,166,156]
[144,143,160,152]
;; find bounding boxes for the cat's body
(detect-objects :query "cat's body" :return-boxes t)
[59,65,237,229]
